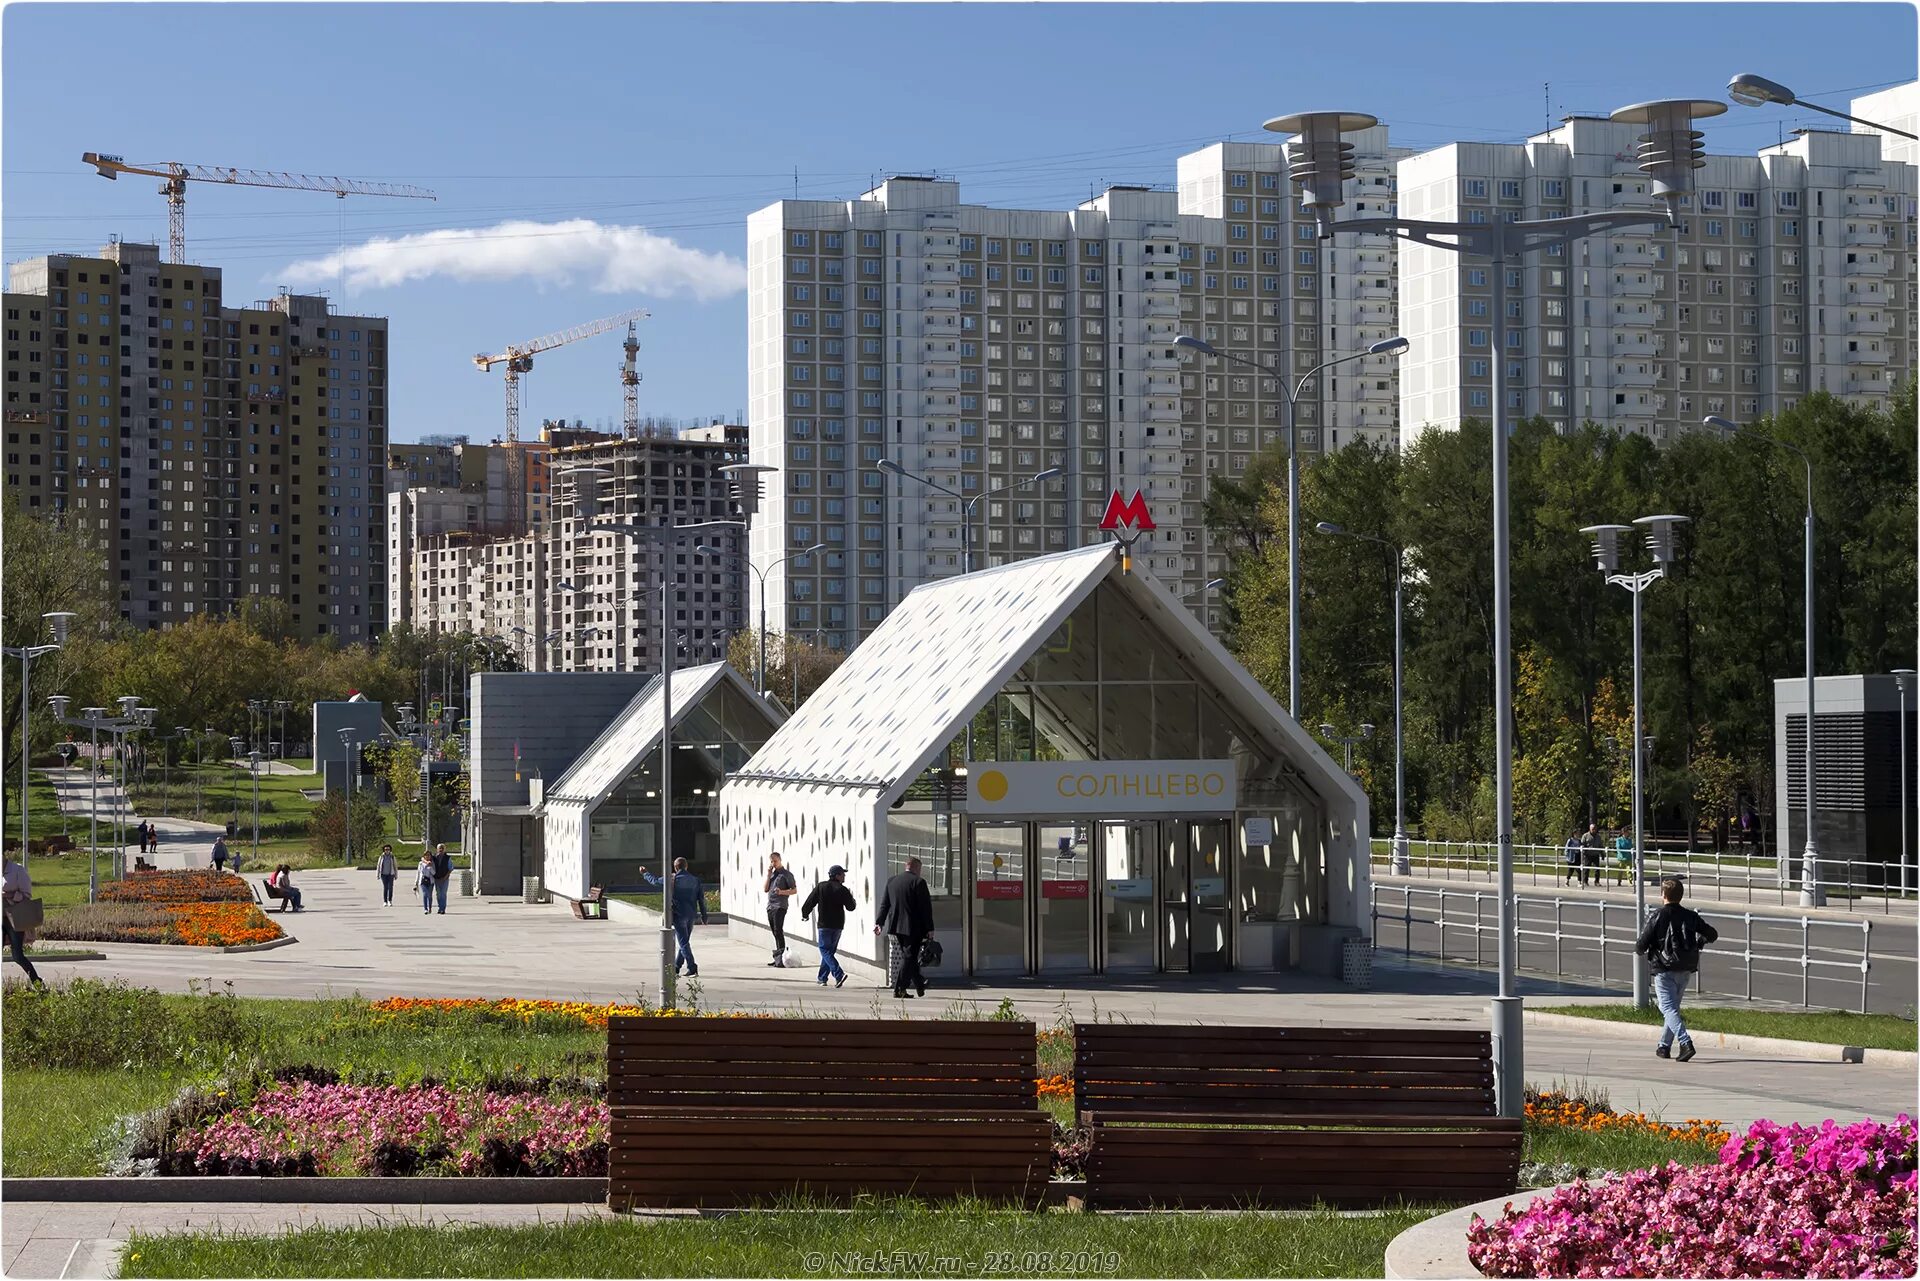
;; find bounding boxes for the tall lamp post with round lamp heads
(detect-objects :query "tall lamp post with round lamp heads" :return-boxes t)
[1264,95,1721,1116]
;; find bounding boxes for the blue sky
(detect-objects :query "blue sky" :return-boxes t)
[4,3,1913,442]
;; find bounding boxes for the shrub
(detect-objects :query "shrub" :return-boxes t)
[2,978,272,1071]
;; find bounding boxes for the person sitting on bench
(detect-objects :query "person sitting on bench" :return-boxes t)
[265,864,304,912]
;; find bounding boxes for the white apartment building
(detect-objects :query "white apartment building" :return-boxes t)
[388,434,746,674]
[1851,82,1919,167]
[1397,115,1915,440]
[746,131,1409,651]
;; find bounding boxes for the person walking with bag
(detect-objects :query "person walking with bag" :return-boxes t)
[1634,877,1720,1062]
[3,855,45,987]
[414,851,436,915]
[668,857,708,978]
[431,844,453,915]
[211,835,229,873]
[874,856,935,999]
[375,844,398,907]
[762,852,797,967]
[800,864,856,988]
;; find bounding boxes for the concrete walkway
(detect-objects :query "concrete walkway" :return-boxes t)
[38,767,228,873]
[1,1202,616,1279]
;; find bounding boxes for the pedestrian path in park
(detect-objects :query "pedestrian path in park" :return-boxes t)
[19,867,1915,1133]
[37,767,227,873]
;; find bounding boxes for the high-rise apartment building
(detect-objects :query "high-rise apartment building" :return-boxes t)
[1851,82,1919,167]
[3,240,390,640]
[1396,117,1915,440]
[388,433,747,674]
[745,133,1409,651]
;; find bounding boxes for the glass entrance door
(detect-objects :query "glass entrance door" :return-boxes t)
[970,823,1028,976]
[1159,822,1192,973]
[1187,820,1232,972]
[1100,820,1157,973]
[1036,823,1091,975]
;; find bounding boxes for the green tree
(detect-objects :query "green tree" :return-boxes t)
[308,791,385,864]
[1,499,113,798]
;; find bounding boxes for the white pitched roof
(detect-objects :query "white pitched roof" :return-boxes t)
[543,662,775,809]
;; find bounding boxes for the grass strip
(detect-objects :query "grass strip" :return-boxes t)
[119,1200,1436,1279]
[1540,1003,1918,1052]
[1,1068,185,1177]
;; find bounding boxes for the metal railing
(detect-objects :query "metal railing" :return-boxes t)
[1371,837,1916,914]
[1369,883,1875,1014]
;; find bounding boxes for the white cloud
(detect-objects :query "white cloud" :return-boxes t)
[281,219,745,300]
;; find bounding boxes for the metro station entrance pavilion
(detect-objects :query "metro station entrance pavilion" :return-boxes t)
[719,544,1370,979]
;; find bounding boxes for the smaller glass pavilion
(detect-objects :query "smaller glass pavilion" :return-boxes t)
[539,662,782,900]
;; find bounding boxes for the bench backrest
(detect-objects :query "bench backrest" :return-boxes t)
[609,1017,1038,1111]
[1074,1024,1497,1120]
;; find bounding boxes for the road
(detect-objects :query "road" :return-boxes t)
[1373,877,1918,1015]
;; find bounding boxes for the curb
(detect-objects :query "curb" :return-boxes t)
[23,950,108,962]
[2,1177,607,1204]
[1525,1010,1920,1068]
[1383,1182,1577,1279]
[218,934,297,954]
[37,935,297,956]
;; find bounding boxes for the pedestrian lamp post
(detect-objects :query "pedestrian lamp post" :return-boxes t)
[1318,722,1374,775]
[698,541,825,701]
[338,729,360,866]
[246,750,263,865]
[873,460,1063,577]
[566,465,744,1010]
[272,701,291,764]
[1180,577,1227,624]
[5,611,71,875]
[1316,522,1409,875]
[247,700,266,757]
[1893,669,1916,898]
[1173,335,1409,717]
[1726,73,1920,139]
[1579,516,1689,1009]
[1705,414,1823,905]
[1263,97,1720,1118]
[45,697,142,900]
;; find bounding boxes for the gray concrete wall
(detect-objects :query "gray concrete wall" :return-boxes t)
[471,672,651,894]
[313,702,385,772]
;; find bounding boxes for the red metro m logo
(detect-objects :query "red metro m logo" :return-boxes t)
[1099,490,1155,532]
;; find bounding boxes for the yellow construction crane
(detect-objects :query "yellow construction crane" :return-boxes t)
[82,152,436,265]
[473,308,650,531]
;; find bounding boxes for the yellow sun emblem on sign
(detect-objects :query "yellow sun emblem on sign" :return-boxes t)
[977,770,1009,802]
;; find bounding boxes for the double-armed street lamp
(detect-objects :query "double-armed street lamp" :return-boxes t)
[339,728,361,866]
[566,466,744,1010]
[1319,721,1374,775]
[47,695,150,898]
[1705,414,1823,905]
[1173,334,1408,718]
[698,541,825,701]
[1579,516,1689,1007]
[1316,522,1410,876]
[1894,670,1916,898]
[5,611,74,874]
[1258,93,1721,1116]
[874,460,1063,577]
[229,737,263,865]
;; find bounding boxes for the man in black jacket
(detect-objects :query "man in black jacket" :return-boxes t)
[1633,877,1720,1062]
[873,856,935,999]
[800,864,857,988]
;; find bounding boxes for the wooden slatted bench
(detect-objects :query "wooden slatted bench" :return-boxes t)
[608,1017,1052,1210]
[1073,1024,1521,1210]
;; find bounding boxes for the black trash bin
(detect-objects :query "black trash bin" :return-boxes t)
[226,819,238,839]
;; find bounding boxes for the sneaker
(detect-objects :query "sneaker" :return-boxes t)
[893,990,913,999]
[835,975,847,989]
[1675,1040,1697,1063]
[1655,1044,1671,1059]
[817,979,828,986]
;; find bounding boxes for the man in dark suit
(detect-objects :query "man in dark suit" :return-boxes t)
[873,856,935,999]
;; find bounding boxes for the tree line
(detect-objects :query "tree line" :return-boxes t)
[1204,387,1917,849]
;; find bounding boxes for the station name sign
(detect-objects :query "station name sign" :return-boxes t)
[968,760,1237,815]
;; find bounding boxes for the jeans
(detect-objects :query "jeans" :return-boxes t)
[767,906,788,958]
[673,919,696,973]
[421,881,435,913]
[380,874,395,904]
[1652,969,1692,1048]
[815,927,845,983]
[435,877,450,913]
[3,915,40,986]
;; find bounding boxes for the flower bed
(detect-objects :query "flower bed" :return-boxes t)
[100,869,255,905]
[38,900,282,947]
[367,996,768,1031]
[1525,1087,1730,1148]
[1469,1115,1917,1278]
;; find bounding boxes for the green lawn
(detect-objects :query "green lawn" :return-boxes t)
[119,1201,1436,1279]
[610,889,724,916]
[1,1068,185,1176]
[19,849,96,915]
[3,771,73,852]
[1521,1117,1721,1174]
[1540,1004,1918,1052]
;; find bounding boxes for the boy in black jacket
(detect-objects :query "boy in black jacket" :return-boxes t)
[1634,877,1719,1062]
[800,865,857,988]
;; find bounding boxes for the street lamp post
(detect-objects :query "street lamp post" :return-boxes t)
[1893,670,1916,898]
[1726,73,1919,139]
[1316,523,1408,875]
[1318,722,1375,774]
[1580,516,1689,1008]
[1706,414,1822,906]
[273,701,291,764]
[46,697,143,900]
[5,611,71,874]
[1174,335,1408,718]
[875,460,1063,577]
[567,466,744,1009]
[339,729,359,866]
[699,542,825,700]
[1267,97,1720,1117]
[248,750,262,865]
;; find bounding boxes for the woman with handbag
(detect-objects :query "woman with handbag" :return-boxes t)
[3,855,45,987]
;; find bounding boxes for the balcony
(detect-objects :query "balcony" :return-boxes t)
[1844,255,1889,276]
[1144,374,1180,398]
[1847,225,1888,247]
[1147,401,1183,423]
[1846,311,1890,334]
[921,289,959,311]
[1611,273,1660,297]
[1355,280,1394,299]
[1610,364,1658,387]
[1845,344,1890,365]
[1143,294,1181,318]
[1145,349,1182,371]
[1611,396,1657,418]
[1610,310,1657,332]
[919,260,958,286]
